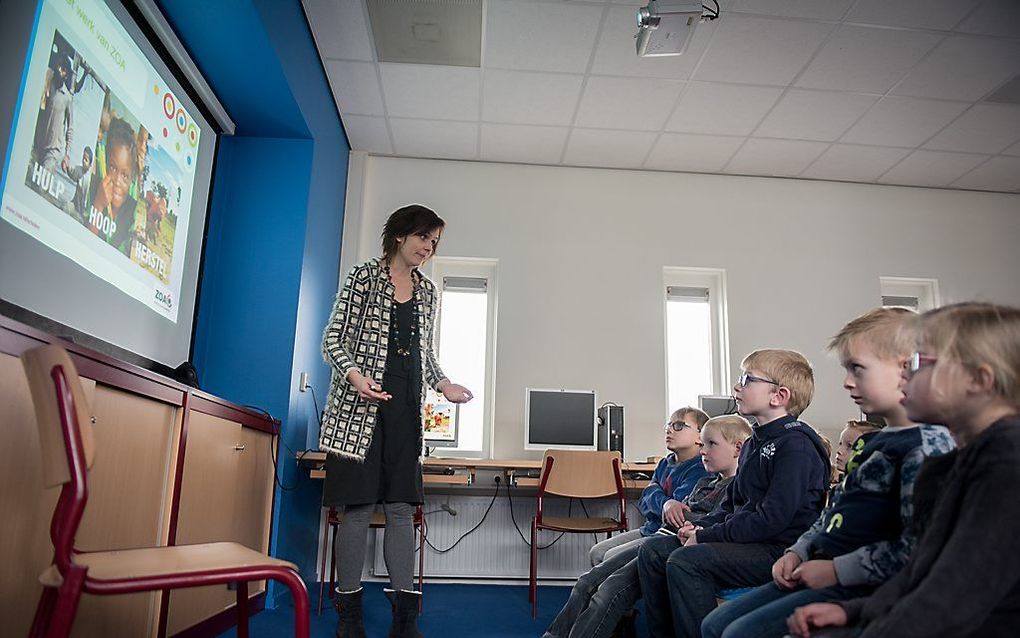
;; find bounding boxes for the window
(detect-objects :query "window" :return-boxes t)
[880,277,940,313]
[428,258,498,456]
[663,268,729,414]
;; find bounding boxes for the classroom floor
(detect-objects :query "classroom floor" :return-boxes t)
[216,581,648,637]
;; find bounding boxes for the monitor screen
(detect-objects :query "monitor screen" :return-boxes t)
[698,395,737,418]
[423,397,458,448]
[525,388,597,450]
[1,0,217,368]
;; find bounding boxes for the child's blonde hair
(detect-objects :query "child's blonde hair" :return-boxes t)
[671,406,710,430]
[844,419,883,435]
[828,307,917,361]
[920,303,1020,407]
[701,414,752,444]
[741,349,815,417]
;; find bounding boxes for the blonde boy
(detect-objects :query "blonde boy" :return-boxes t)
[702,308,955,638]
[639,349,831,638]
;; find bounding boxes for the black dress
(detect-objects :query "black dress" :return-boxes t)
[323,299,424,505]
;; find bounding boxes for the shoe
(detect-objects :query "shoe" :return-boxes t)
[386,588,423,638]
[333,587,367,638]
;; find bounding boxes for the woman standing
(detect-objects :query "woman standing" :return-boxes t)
[320,204,472,638]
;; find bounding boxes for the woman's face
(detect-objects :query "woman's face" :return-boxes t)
[106,144,133,209]
[396,227,441,267]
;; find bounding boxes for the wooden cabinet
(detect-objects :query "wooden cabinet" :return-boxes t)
[0,317,278,638]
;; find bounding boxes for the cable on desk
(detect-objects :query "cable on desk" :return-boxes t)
[419,481,500,554]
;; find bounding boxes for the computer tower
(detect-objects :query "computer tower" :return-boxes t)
[598,405,624,457]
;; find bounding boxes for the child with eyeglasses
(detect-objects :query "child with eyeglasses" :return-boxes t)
[638,349,831,638]
[701,308,955,638]
[544,412,750,638]
[788,302,1020,638]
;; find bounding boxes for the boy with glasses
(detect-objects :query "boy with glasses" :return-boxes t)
[701,308,954,638]
[638,349,831,638]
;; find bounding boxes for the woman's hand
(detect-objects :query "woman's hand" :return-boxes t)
[772,551,803,590]
[438,380,473,403]
[348,370,391,402]
[787,603,848,637]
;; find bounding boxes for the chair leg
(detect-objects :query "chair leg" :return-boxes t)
[329,520,339,603]
[276,569,310,638]
[28,586,58,638]
[530,518,538,618]
[236,581,249,638]
[45,565,86,638]
[317,507,332,615]
[417,515,425,614]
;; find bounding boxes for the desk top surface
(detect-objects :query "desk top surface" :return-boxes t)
[298,451,656,472]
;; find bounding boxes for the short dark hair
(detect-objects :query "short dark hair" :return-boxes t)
[105,118,137,171]
[380,204,445,261]
[82,146,93,162]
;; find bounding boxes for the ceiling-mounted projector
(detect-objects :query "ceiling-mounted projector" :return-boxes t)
[636,1,704,57]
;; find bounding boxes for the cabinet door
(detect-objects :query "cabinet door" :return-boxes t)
[234,426,277,596]
[166,411,241,635]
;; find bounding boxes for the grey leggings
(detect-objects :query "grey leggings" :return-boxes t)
[336,502,417,592]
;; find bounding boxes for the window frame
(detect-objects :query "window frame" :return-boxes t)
[880,276,941,313]
[425,256,498,458]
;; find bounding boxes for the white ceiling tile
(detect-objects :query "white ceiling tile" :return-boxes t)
[379,65,479,121]
[795,26,942,94]
[891,36,1020,102]
[340,115,392,154]
[694,15,833,86]
[480,124,569,164]
[878,150,989,187]
[951,156,1020,192]
[563,128,657,168]
[486,1,604,73]
[666,82,783,135]
[756,90,879,141]
[575,76,685,130]
[956,0,1020,38]
[389,119,478,159]
[848,0,981,31]
[302,0,374,61]
[842,97,969,147]
[924,104,1020,154]
[1004,141,1020,156]
[482,71,584,126]
[725,138,829,176]
[323,60,384,116]
[730,0,854,21]
[590,6,712,80]
[644,133,744,172]
[801,144,911,181]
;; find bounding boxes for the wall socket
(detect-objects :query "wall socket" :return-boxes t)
[299,372,310,392]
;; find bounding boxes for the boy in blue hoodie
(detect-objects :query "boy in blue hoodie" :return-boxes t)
[638,349,830,638]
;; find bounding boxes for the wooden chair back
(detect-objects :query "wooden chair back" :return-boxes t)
[21,344,95,487]
[539,449,623,499]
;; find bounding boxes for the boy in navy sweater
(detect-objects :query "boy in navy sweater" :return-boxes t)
[701,308,954,638]
[638,349,830,638]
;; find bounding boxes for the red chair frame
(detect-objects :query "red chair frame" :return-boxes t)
[24,351,309,638]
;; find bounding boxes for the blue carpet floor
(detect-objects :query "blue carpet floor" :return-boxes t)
[216,582,647,637]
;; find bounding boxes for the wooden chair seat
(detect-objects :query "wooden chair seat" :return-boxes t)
[538,516,623,533]
[39,542,297,587]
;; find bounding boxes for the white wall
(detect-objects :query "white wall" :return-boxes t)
[347,155,1020,461]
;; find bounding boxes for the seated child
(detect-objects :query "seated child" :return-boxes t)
[832,420,880,485]
[788,302,1020,638]
[589,407,710,567]
[701,307,955,638]
[544,415,751,638]
[638,349,831,638]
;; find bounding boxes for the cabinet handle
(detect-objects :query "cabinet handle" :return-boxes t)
[234,443,246,451]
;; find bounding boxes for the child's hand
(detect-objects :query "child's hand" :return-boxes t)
[786,602,848,637]
[791,560,838,589]
[772,552,803,590]
[662,499,687,528]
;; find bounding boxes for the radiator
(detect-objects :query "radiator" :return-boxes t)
[368,493,645,580]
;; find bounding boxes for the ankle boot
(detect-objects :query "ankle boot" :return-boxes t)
[386,588,423,638]
[333,587,367,638]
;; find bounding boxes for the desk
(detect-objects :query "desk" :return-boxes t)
[298,451,656,489]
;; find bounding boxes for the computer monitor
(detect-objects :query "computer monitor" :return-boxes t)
[698,395,738,418]
[525,388,597,451]
[422,395,459,448]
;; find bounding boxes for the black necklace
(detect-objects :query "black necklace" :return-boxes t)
[391,294,418,357]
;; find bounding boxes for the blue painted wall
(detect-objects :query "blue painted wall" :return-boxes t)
[157,0,349,606]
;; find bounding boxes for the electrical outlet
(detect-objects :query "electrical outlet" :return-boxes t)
[299,372,309,392]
